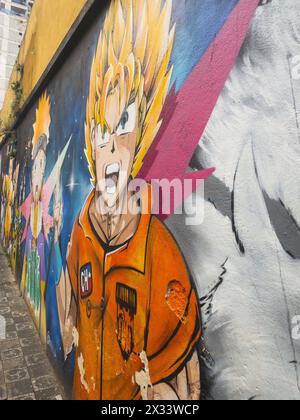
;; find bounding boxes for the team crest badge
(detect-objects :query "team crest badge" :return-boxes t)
[116,284,137,361]
[80,264,93,299]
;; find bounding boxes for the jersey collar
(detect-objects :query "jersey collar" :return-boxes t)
[79,184,153,275]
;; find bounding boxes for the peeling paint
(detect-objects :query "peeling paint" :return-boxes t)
[165,280,188,323]
[72,327,79,348]
[78,353,89,394]
[134,351,153,401]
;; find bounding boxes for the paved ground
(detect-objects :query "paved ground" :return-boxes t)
[0,249,65,400]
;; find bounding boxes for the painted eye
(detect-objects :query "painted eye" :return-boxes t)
[116,103,136,136]
[96,125,110,147]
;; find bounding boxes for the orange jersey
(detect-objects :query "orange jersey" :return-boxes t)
[67,188,201,400]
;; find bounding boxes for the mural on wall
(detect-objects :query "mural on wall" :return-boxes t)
[0,0,273,401]
[19,94,71,343]
[0,158,19,268]
[1,161,13,248]
[20,93,51,342]
[57,0,203,401]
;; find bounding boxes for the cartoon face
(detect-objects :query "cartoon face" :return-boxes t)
[32,149,46,203]
[91,89,139,208]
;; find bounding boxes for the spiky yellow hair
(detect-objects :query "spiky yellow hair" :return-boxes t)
[32,92,51,151]
[85,0,175,183]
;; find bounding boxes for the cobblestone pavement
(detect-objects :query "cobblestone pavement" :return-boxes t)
[0,249,65,400]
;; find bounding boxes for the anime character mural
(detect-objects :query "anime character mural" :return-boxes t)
[0,158,18,253]
[10,162,20,269]
[20,93,51,342]
[20,92,71,344]
[56,0,201,401]
[2,160,14,248]
[0,158,20,261]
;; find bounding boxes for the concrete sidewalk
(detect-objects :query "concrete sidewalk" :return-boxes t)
[0,249,65,400]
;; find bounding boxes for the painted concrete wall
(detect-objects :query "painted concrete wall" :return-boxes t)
[167,0,300,400]
[1,0,299,401]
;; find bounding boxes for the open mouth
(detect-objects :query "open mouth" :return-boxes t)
[105,162,120,195]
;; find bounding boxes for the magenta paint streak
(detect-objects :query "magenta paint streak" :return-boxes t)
[139,0,260,220]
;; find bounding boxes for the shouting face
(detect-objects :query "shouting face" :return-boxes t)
[91,87,139,209]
